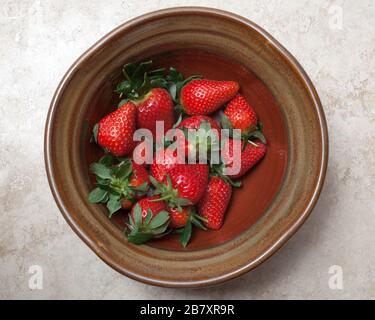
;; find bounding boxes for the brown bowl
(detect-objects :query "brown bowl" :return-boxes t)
[45,7,328,288]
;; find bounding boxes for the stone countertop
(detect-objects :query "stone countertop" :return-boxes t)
[1,0,374,299]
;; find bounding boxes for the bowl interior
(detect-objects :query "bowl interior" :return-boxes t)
[84,49,288,251]
[46,8,327,287]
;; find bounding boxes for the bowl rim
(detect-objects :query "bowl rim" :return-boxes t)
[44,6,329,288]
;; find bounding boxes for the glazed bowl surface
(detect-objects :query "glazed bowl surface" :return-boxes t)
[45,7,328,288]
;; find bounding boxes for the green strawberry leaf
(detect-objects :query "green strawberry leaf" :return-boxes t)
[98,155,114,167]
[173,114,183,129]
[174,198,194,207]
[123,63,137,79]
[248,130,267,144]
[88,187,108,203]
[152,223,170,236]
[128,213,136,228]
[127,231,155,245]
[221,114,233,130]
[191,216,207,231]
[210,164,242,188]
[133,203,143,226]
[90,163,113,180]
[148,68,166,78]
[169,83,177,101]
[92,123,99,144]
[130,182,149,194]
[180,220,192,247]
[149,210,170,229]
[144,209,153,225]
[118,99,129,108]
[116,159,133,179]
[107,194,121,218]
[116,81,131,96]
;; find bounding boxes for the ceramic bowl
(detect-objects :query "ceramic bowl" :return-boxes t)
[45,7,328,288]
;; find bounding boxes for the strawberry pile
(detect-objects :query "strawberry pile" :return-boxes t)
[88,61,267,247]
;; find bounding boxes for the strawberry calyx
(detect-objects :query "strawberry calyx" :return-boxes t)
[126,204,171,245]
[221,115,267,148]
[170,207,207,247]
[88,156,149,217]
[178,120,221,161]
[210,163,242,188]
[116,60,168,106]
[149,175,193,211]
[165,67,202,104]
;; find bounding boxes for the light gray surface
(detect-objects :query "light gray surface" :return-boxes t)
[0,0,374,299]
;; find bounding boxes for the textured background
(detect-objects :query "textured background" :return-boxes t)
[0,0,374,299]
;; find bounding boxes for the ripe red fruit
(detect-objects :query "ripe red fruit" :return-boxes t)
[130,196,167,221]
[224,94,258,133]
[129,162,150,190]
[168,164,209,205]
[134,88,174,135]
[96,102,137,157]
[222,139,267,179]
[150,148,181,182]
[176,116,221,159]
[168,207,191,229]
[127,196,170,245]
[177,115,220,132]
[180,79,239,116]
[168,206,208,247]
[150,164,209,209]
[198,176,232,230]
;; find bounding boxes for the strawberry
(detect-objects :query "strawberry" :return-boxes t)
[120,161,150,210]
[180,79,239,116]
[130,196,167,221]
[134,88,174,135]
[177,115,220,132]
[127,196,170,245]
[176,116,221,160]
[150,148,180,182]
[221,94,267,146]
[150,164,209,209]
[88,156,150,216]
[168,206,207,247]
[116,61,174,135]
[222,139,267,179]
[223,94,257,134]
[94,102,137,157]
[198,176,232,230]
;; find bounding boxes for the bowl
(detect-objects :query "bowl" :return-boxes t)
[45,7,328,288]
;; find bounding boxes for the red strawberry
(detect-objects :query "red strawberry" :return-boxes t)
[168,207,191,229]
[88,157,150,215]
[127,196,170,245]
[150,164,209,209]
[176,116,221,159]
[134,88,174,135]
[95,102,137,157]
[130,196,167,221]
[177,115,220,132]
[180,79,239,116]
[198,176,232,230]
[222,139,267,179]
[168,206,207,247]
[129,162,150,190]
[116,61,175,136]
[224,94,257,133]
[121,161,150,210]
[150,148,181,182]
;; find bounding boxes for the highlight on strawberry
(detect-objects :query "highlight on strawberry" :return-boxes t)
[88,60,268,247]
